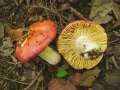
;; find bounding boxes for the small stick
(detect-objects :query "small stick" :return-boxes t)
[58,6,87,20]
[111,56,119,69]
[0,75,28,85]
[24,71,42,90]
[0,59,16,65]
[70,7,87,20]
[35,75,44,90]
[29,5,68,21]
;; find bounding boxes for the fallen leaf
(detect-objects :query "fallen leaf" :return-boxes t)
[48,78,76,90]
[0,37,14,56]
[113,30,120,37]
[7,28,23,41]
[0,22,4,39]
[91,83,106,90]
[106,56,119,69]
[104,69,120,89]
[112,1,120,21]
[113,45,120,56]
[68,72,81,85]
[93,15,112,24]
[79,67,101,87]
[89,0,113,24]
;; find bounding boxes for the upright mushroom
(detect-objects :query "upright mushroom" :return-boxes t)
[16,20,61,64]
[57,20,107,70]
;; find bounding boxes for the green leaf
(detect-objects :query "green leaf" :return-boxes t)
[55,67,68,78]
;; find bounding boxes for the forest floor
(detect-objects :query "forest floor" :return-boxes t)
[0,0,120,90]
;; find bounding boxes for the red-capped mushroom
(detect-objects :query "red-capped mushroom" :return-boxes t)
[15,20,59,64]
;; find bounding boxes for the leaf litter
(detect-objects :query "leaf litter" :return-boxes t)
[0,0,120,90]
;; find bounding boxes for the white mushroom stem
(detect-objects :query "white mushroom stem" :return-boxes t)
[39,46,61,65]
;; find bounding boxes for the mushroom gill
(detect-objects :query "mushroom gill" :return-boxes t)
[57,20,107,70]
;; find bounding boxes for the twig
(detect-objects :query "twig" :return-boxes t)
[24,71,42,90]
[112,21,120,29]
[0,75,28,85]
[112,0,120,21]
[0,81,7,90]
[111,56,119,69]
[0,59,16,65]
[70,7,87,20]
[41,79,44,90]
[58,6,87,20]
[109,38,119,44]
[29,5,68,21]
[106,60,109,70]
[35,75,44,90]
[10,55,18,64]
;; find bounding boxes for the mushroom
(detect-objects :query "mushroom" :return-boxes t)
[16,20,61,64]
[57,20,107,70]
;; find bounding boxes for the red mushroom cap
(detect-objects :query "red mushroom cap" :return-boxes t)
[29,20,57,40]
[15,20,57,63]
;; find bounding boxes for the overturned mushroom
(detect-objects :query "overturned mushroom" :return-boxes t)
[16,20,61,64]
[57,20,107,69]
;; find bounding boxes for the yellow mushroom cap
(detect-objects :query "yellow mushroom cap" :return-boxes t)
[57,20,107,70]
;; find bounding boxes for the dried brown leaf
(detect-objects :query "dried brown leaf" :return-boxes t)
[89,0,113,24]
[7,28,23,41]
[0,22,4,39]
[68,72,81,85]
[112,1,120,21]
[48,79,76,90]
[79,67,101,87]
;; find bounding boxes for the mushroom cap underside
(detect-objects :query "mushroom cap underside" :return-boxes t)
[57,20,107,69]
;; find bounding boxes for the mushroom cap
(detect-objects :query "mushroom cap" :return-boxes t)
[29,20,56,40]
[57,20,107,70]
[16,20,57,63]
